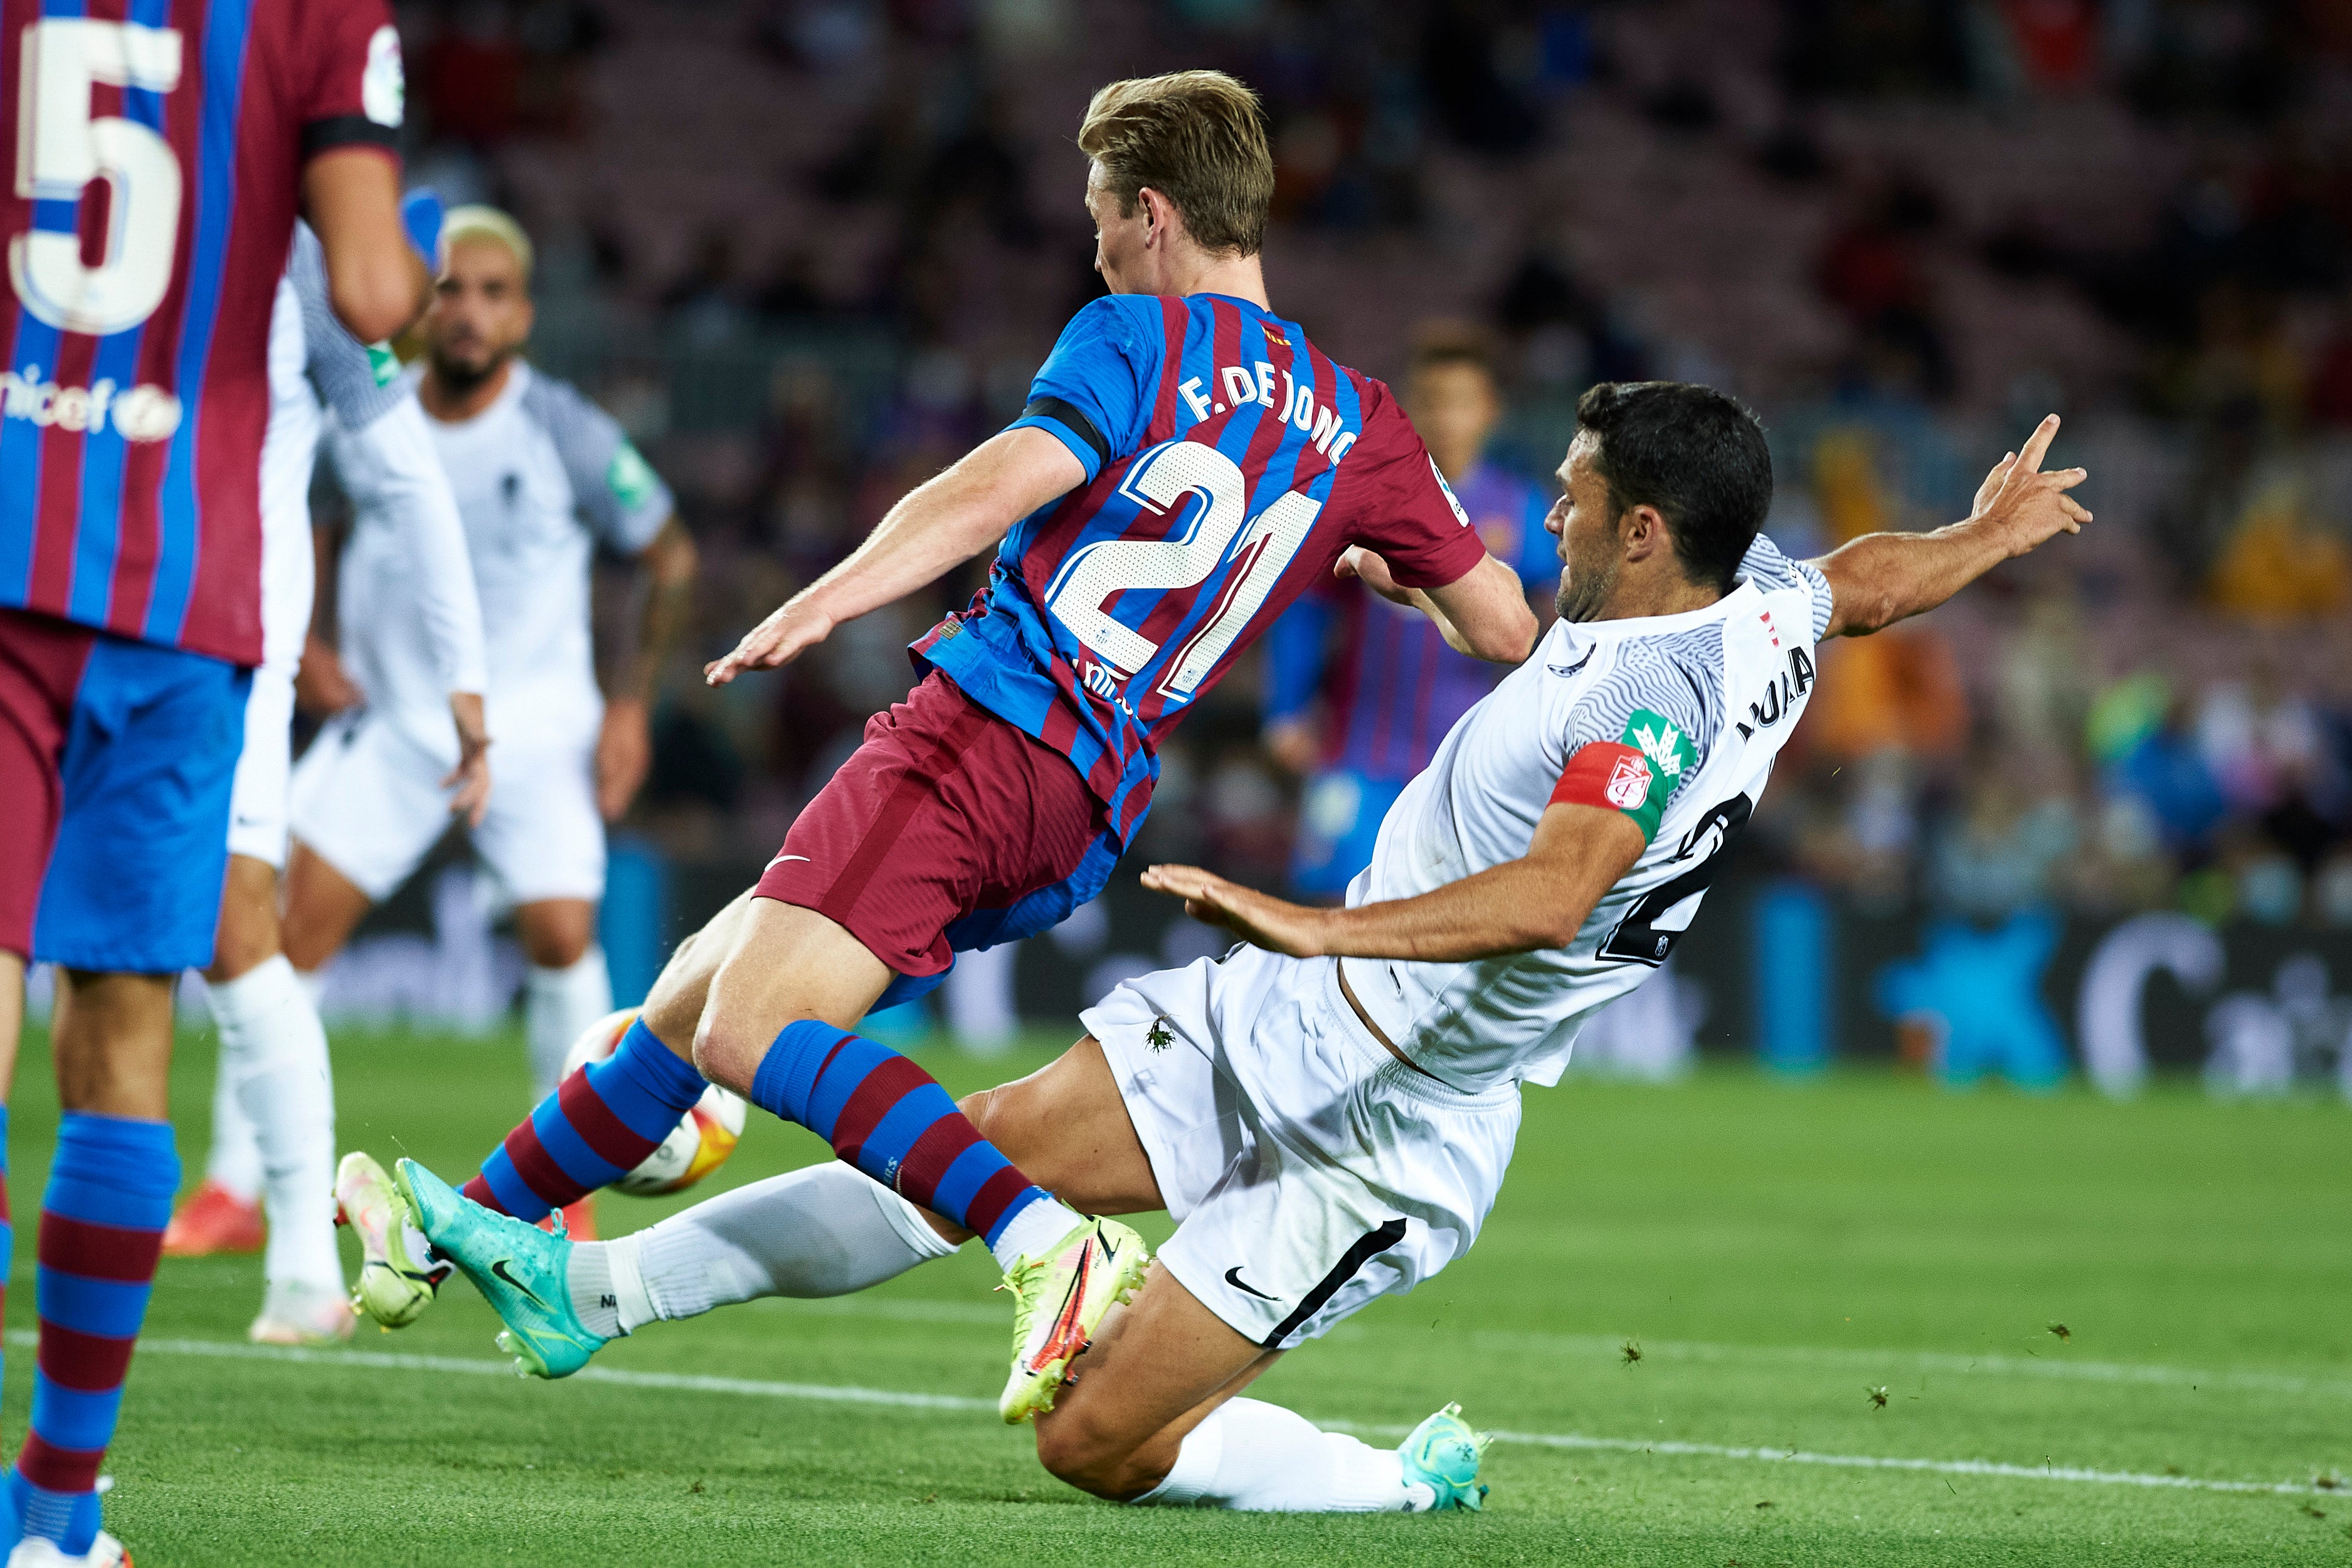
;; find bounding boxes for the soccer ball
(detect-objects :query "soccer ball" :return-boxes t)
[560,1008,747,1197]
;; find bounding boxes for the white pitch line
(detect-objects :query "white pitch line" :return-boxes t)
[68,1333,2338,1500]
[768,1300,2352,1401]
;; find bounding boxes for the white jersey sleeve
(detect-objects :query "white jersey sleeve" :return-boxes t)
[517,374,673,554]
[329,394,489,699]
[1736,531,1835,641]
[289,222,406,435]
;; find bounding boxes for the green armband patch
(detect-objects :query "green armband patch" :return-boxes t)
[607,441,657,510]
[364,341,402,387]
[1614,709,1694,838]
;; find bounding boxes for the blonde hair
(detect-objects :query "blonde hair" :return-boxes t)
[1077,71,1273,258]
[440,204,535,283]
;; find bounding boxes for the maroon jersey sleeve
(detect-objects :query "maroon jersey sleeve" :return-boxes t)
[287,0,405,163]
[1328,377,1491,589]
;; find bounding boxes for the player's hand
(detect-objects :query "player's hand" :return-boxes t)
[442,691,492,829]
[704,598,835,686]
[1336,546,1413,605]
[294,633,364,716]
[597,696,652,822]
[1263,718,1318,776]
[1970,414,2092,554]
[1141,865,1328,958]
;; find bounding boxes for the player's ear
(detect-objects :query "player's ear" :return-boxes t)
[1621,504,1668,562]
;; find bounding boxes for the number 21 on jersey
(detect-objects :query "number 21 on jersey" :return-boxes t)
[11,19,185,336]
[1043,438,1320,704]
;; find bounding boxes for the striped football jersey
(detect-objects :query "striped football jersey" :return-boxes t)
[0,0,403,667]
[915,291,1488,844]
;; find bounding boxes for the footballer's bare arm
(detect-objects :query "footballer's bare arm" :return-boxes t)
[1810,413,2090,639]
[705,428,1084,686]
[302,149,430,344]
[1143,802,1644,963]
[1338,546,1538,664]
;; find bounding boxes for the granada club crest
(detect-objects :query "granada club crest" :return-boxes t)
[1606,751,1653,808]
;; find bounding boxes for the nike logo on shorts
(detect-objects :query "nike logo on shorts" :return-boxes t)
[1224,1266,1277,1301]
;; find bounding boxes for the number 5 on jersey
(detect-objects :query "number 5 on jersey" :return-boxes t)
[1044,438,1322,703]
[11,19,185,336]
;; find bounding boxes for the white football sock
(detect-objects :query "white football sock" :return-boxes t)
[570,1162,960,1338]
[201,1020,264,1203]
[986,1194,1085,1272]
[210,955,342,1291]
[292,965,326,1011]
[525,949,612,1101]
[1135,1397,1428,1512]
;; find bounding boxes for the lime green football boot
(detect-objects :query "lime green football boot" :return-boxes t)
[336,1151,452,1329]
[1397,1402,1491,1511]
[996,1215,1150,1424]
[394,1158,608,1379]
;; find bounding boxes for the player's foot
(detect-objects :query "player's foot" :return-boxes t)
[1397,1401,1490,1511]
[6,1530,130,1566]
[996,1216,1148,1424]
[336,1152,452,1329]
[394,1159,607,1380]
[536,1198,596,1241]
[247,1279,356,1347]
[160,1181,262,1257]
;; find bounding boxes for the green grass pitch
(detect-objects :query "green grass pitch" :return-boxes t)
[8,1022,2348,1565]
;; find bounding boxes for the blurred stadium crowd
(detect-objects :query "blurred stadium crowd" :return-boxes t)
[367,0,2352,943]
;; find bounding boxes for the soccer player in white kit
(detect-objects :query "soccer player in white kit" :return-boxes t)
[280,207,699,1172]
[409,387,2092,1513]
[162,219,492,1346]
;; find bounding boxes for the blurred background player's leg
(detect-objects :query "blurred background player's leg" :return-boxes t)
[193,856,347,1345]
[477,740,615,1237]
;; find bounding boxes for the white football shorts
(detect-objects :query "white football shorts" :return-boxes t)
[288,709,606,905]
[224,662,299,869]
[1085,947,1520,1350]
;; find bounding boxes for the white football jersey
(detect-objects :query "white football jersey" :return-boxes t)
[255,223,411,677]
[336,359,671,757]
[1345,533,1835,1093]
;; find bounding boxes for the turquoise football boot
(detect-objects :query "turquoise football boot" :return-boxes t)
[1397,1402,1491,1511]
[395,1158,608,1379]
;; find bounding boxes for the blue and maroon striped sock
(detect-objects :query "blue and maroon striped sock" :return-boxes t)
[467,1019,709,1222]
[748,1020,1061,1252]
[8,1113,176,1557]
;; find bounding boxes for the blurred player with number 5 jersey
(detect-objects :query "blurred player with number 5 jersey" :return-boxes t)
[354,71,1539,1432]
[0,0,429,1560]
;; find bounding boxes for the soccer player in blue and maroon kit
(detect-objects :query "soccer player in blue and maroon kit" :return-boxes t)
[369,71,1537,1428]
[0,0,427,1556]
[1263,331,1557,898]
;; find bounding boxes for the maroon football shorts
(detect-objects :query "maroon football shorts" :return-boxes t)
[755,672,1118,988]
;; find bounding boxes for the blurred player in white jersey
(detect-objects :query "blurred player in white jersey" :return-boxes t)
[420,386,2091,1514]
[283,208,698,1219]
[163,215,492,1348]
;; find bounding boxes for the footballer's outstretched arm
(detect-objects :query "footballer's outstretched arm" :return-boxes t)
[599,517,699,819]
[1337,547,1538,664]
[1811,413,2090,638]
[302,149,432,344]
[705,427,1084,685]
[1143,800,1644,963]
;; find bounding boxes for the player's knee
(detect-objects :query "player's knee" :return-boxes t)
[1032,1408,1153,1500]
